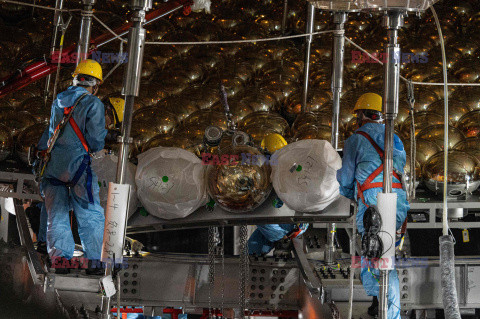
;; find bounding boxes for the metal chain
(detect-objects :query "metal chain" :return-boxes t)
[221,226,225,318]
[238,225,249,319]
[208,226,216,319]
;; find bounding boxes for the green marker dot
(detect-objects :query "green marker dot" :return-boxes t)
[207,199,216,207]
[139,207,149,217]
[98,181,102,187]
[296,165,302,172]
[162,176,169,183]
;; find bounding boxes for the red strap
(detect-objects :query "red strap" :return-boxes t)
[355,130,403,207]
[287,228,302,239]
[69,117,89,153]
[64,107,89,153]
[356,131,383,158]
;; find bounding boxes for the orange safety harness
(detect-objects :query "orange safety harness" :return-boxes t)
[41,93,95,203]
[355,130,403,207]
[355,130,408,247]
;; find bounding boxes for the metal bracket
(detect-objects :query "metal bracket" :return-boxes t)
[14,198,46,285]
[292,237,325,303]
[44,273,56,292]
[0,171,41,201]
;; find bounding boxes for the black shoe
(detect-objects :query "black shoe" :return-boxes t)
[36,241,48,254]
[85,260,105,276]
[368,296,379,317]
[55,268,70,275]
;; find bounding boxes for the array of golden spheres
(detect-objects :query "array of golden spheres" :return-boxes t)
[0,0,480,189]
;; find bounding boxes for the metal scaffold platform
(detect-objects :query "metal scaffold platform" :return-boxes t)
[127,194,355,233]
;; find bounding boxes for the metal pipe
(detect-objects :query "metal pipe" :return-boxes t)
[76,0,95,65]
[331,12,347,150]
[380,11,404,319]
[281,0,289,35]
[44,0,64,104]
[347,209,357,319]
[301,3,315,113]
[324,223,336,264]
[101,1,151,317]
[382,11,403,194]
[379,270,389,318]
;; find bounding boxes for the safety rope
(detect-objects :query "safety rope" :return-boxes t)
[406,80,416,200]
[0,0,80,12]
[102,40,125,82]
[91,14,127,43]
[91,14,337,45]
[345,37,480,87]
[52,13,73,101]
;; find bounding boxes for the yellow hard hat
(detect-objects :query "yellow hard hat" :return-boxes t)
[72,59,103,83]
[353,93,383,113]
[261,133,288,153]
[108,97,125,126]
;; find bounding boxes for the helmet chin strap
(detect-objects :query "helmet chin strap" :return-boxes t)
[357,111,384,128]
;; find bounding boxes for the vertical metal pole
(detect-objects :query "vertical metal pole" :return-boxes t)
[382,11,403,194]
[101,1,151,318]
[76,0,96,65]
[379,271,389,318]
[281,0,289,35]
[324,223,336,264]
[347,209,357,319]
[44,0,64,104]
[301,3,315,113]
[331,12,347,150]
[380,11,404,319]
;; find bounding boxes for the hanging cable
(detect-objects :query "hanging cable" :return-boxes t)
[90,15,336,45]
[52,13,73,101]
[429,6,450,237]
[0,0,80,12]
[406,80,416,199]
[91,14,128,43]
[102,41,125,82]
[345,37,480,87]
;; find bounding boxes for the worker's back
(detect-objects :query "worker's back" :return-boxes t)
[43,86,107,182]
[338,122,410,233]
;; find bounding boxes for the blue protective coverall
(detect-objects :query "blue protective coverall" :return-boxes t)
[248,224,308,255]
[40,86,107,260]
[337,122,410,319]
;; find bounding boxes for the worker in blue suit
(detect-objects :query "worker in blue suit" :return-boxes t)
[337,93,409,318]
[248,223,308,255]
[40,59,107,274]
[248,134,308,255]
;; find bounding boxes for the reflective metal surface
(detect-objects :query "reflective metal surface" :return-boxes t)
[404,137,442,166]
[293,124,344,148]
[309,0,440,11]
[206,145,271,213]
[400,111,444,137]
[292,112,332,135]
[417,124,465,150]
[238,111,290,138]
[0,123,13,161]
[423,150,480,195]
[457,110,480,138]
[427,99,471,126]
[15,123,48,164]
[0,111,37,137]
